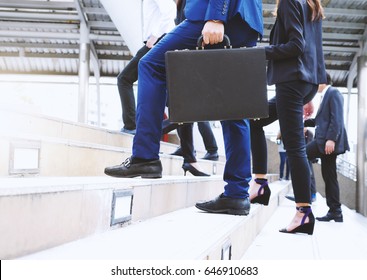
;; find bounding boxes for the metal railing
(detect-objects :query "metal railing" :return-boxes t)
[336,157,357,181]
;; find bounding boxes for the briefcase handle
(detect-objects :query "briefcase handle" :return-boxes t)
[196,34,232,50]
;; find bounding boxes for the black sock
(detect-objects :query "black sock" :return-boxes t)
[131,157,155,164]
[255,178,267,183]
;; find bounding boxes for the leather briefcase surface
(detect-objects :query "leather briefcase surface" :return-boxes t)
[165,38,268,123]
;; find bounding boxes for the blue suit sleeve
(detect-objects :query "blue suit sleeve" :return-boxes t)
[205,0,230,22]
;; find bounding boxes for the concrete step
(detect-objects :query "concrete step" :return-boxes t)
[242,191,367,260]
[0,107,225,177]
[0,175,226,259]
[18,180,290,260]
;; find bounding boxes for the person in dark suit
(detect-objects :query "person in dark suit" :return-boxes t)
[305,73,350,222]
[249,0,327,235]
[105,0,264,216]
[116,0,176,134]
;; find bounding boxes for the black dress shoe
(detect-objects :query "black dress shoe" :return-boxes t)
[104,157,162,178]
[316,211,343,222]
[285,194,295,201]
[202,151,219,161]
[195,193,250,215]
[162,119,179,135]
[182,162,210,176]
[170,147,183,156]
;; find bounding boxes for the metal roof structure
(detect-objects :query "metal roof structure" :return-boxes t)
[0,0,366,88]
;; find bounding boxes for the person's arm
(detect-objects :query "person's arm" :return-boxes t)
[201,21,225,45]
[147,0,176,48]
[265,0,305,60]
[303,101,314,119]
[201,0,230,45]
[325,89,344,151]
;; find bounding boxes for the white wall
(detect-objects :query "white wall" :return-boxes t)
[99,0,143,56]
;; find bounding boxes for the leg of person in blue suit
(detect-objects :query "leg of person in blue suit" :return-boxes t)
[104,3,262,215]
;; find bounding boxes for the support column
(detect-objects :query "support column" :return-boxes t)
[357,55,367,216]
[78,22,90,123]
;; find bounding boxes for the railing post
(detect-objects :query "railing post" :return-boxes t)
[78,22,90,123]
[356,55,367,216]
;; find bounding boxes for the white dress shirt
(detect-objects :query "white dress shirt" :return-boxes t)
[142,0,176,41]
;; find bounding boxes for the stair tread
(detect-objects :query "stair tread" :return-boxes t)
[0,175,224,195]
[242,192,367,260]
[20,206,250,260]
[20,181,289,260]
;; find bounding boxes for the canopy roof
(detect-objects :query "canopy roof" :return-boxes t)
[0,0,366,88]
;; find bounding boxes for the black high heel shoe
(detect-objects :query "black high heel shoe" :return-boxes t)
[279,206,315,235]
[182,163,210,176]
[250,178,271,205]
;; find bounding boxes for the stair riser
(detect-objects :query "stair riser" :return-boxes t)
[1,136,224,177]
[0,178,224,259]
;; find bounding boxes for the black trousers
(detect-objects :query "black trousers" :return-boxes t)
[117,45,150,130]
[307,141,341,212]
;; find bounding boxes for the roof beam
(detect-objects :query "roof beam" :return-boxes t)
[0,51,132,61]
[0,11,79,21]
[0,20,79,30]
[0,30,124,42]
[0,42,129,52]
[0,0,76,10]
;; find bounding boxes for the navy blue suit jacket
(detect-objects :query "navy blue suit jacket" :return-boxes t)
[265,0,326,85]
[305,86,350,155]
[184,0,263,36]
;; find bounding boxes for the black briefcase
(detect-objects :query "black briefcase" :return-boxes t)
[165,36,268,123]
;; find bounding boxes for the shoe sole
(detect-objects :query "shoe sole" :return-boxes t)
[316,218,343,222]
[105,172,162,179]
[202,157,219,161]
[195,205,249,216]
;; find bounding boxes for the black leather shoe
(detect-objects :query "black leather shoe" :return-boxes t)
[195,194,250,215]
[170,147,183,156]
[104,157,162,178]
[316,211,343,222]
[162,119,179,135]
[202,151,219,161]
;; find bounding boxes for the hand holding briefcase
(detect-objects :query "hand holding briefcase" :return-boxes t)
[165,35,268,123]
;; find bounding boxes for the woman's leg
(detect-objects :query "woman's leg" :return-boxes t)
[198,121,218,153]
[250,96,278,175]
[276,81,317,231]
[249,97,278,200]
[178,123,196,163]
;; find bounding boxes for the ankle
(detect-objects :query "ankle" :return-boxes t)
[254,178,268,185]
[131,157,155,164]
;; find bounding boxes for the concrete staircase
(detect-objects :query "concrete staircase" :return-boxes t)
[0,107,224,177]
[0,107,289,260]
[18,181,288,260]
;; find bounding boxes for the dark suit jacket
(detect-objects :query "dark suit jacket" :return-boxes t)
[265,0,326,85]
[184,0,263,36]
[304,86,350,155]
